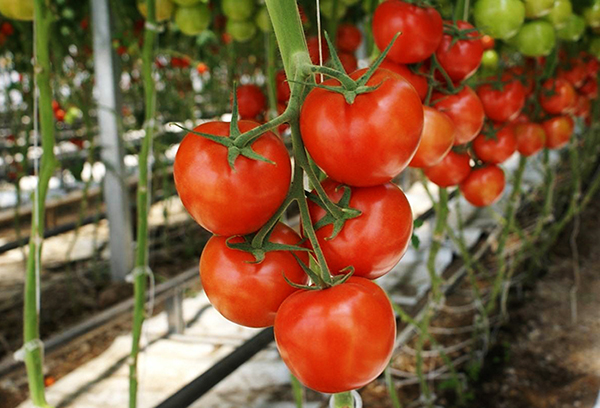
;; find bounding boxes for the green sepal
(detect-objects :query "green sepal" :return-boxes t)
[323,31,346,74]
[291,253,327,288]
[226,236,310,264]
[355,32,401,88]
[308,186,361,240]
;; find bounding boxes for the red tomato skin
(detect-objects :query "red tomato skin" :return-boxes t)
[580,77,598,99]
[337,24,362,52]
[339,52,358,73]
[200,223,308,328]
[472,125,517,164]
[481,34,495,50]
[276,70,291,103]
[542,116,574,150]
[379,60,428,101]
[558,62,587,89]
[460,165,505,207]
[173,121,291,236]
[373,0,443,64]
[539,78,576,115]
[573,94,592,119]
[514,123,546,157]
[236,85,266,119]
[477,78,526,123]
[424,151,472,187]
[307,36,330,65]
[435,21,483,82]
[274,277,396,393]
[410,106,456,168]
[432,86,485,145]
[308,180,413,280]
[300,68,424,187]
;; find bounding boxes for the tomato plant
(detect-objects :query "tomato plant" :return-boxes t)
[473,0,525,40]
[274,277,396,393]
[514,122,546,156]
[542,115,574,149]
[300,68,423,187]
[477,77,526,122]
[424,150,472,187]
[539,78,576,114]
[558,61,587,88]
[200,223,309,328]
[373,0,443,64]
[432,86,485,145]
[379,60,428,101]
[472,124,517,164]
[337,24,362,52]
[436,21,483,82]
[236,84,267,119]
[173,121,291,236]
[410,106,455,168]
[460,165,505,207]
[308,180,413,280]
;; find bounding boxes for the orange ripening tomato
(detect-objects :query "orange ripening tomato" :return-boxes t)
[460,165,505,207]
[514,122,546,157]
[542,116,574,150]
[409,106,456,168]
[424,150,472,187]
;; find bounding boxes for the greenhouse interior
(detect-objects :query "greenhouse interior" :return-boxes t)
[1,0,600,407]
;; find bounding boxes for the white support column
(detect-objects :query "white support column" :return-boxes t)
[91,0,134,281]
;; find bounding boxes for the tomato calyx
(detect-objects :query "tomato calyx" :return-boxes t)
[442,21,481,48]
[225,232,309,264]
[286,253,355,290]
[171,84,291,170]
[301,32,401,104]
[308,185,362,240]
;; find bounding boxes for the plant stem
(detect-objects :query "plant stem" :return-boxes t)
[24,1,57,407]
[129,0,157,406]
[488,155,527,314]
[333,391,354,408]
[428,187,449,301]
[291,374,304,408]
[265,30,278,115]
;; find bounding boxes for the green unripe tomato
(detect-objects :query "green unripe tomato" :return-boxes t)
[514,20,556,57]
[226,19,257,42]
[175,4,210,36]
[172,0,202,5]
[473,0,525,40]
[0,0,33,21]
[590,36,600,58]
[62,7,75,20]
[557,14,586,41]
[545,0,573,28]
[222,0,255,22]
[320,0,348,20]
[60,25,71,36]
[584,1,600,28]
[137,0,174,22]
[524,0,554,18]
[255,7,271,32]
[481,49,499,70]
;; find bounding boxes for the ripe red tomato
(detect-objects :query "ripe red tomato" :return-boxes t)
[308,180,413,280]
[274,277,396,393]
[424,150,471,187]
[539,78,576,115]
[276,70,291,103]
[472,125,517,164]
[573,94,592,119]
[373,0,443,64]
[173,121,291,236]
[337,24,362,52]
[477,77,526,122]
[558,61,587,88]
[585,56,600,77]
[200,223,308,328]
[235,84,266,119]
[300,68,423,187]
[514,122,546,156]
[410,106,455,168]
[196,62,209,74]
[379,60,428,101]
[54,108,65,122]
[431,86,485,145]
[460,165,505,207]
[339,52,358,73]
[435,21,483,82]
[52,100,60,112]
[542,116,574,149]
[481,34,495,50]
[580,77,598,99]
[508,66,535,95]
[307,35,330,65]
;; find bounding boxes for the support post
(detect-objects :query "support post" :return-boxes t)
[166,288,185,334]
[91,0,134,281]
